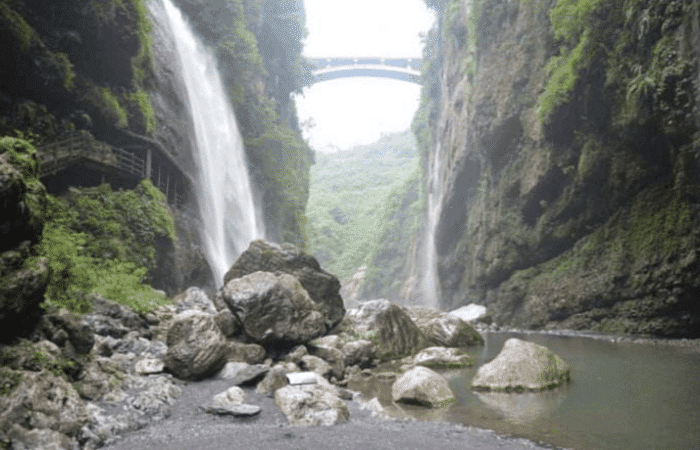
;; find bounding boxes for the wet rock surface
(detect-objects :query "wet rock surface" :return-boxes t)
[221,271,327,345]
[392,366,456,408]
[339,299,428,361]
[471,338,570,392]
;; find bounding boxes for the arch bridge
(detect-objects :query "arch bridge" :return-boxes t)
[308,57,422,85]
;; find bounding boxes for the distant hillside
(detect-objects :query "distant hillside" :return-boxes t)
[306,130,423,301]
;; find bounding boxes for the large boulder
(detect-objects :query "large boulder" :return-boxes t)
[339,300,427,361]
[471,338,570,392]
[221,271,326,345]
[391,366,455,407]
[0,370,89,439]
[423,315,484,347]
[164,311,227,380]
[447,304,490,323]
[274,384,349,426]
[0,137,49,342]
[223,240,345,328]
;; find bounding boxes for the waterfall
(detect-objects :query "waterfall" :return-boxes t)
[421,142,442,307]
[161,0,264,286]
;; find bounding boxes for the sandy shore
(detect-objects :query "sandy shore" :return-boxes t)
[99,377,562,450]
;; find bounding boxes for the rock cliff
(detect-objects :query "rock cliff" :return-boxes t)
[420,0,700,337]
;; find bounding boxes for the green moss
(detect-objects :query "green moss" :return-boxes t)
[126,90,156,136]
[0,136,39,179]
[0,2,37,51]
[536,0,607,125]
[0,368,23,396]
[90,86,129,129]
[628,192,691,261]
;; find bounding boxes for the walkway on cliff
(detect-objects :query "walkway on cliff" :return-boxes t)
[38,132,192,206]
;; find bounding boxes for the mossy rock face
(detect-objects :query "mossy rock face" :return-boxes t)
[422,0,700,337]
[0,137,49,341]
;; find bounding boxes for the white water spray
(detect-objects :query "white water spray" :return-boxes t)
[422,142,442,307]
[161,0,264,286]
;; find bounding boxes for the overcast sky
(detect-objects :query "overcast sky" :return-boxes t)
[295,0,435,153]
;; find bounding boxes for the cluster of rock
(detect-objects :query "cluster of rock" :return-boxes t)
[0,239,571,449]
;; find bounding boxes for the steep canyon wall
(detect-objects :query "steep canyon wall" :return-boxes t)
[421,0,700,337]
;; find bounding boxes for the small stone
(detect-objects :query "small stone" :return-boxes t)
[134,357,165,375]
[216,362,269,385]
[205,403,261,416]
[212,386,246,405]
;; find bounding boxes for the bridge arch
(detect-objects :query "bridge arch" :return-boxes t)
[308,57,422,85]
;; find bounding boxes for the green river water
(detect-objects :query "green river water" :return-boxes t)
[349,331,700,450]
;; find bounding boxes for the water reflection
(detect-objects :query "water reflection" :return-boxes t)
[349,331,700,450]
[473,389,568,425]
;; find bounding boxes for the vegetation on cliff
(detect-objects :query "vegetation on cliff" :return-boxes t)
[39,180,174,314]
[306,131,423,299]
[0,0,157,141]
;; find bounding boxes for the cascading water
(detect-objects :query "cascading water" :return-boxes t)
[422,142,442,307]
[161,0,264,286]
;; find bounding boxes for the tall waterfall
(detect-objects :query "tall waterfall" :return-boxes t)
[421,142,442,307]
[161,0,264,286]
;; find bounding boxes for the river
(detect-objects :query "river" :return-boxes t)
[349,331,700,450]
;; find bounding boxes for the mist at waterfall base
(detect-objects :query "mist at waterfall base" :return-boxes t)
[161,0,264,286]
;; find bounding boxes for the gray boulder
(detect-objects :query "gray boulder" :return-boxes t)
[216,362,269,385]
[423,315,483,347]
[214,309,240,337]
[0,370,88,438]
[471,338,570,392]
[274,384,349,426]
[164,311,227,380]
[300,355,332,379]
[448,304,490,323]
[223,240,345,328]
[205,386,260,417]
[340,339,375,368]
[134,357,165,375]
[308,345,345,380]
[223,341,267,364]
[391,366,455,407]
[284,345,308,365]
[339,300,427,361]
[413,347,473,368]
[173,287,217,315]
[256,365,290,396]
[222,271,326,345]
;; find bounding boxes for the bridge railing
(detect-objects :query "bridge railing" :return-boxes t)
[39,133,144,179]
